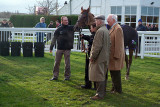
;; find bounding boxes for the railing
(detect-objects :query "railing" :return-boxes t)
[138,31,160,59]
[0,28,91,52]
[0,28,160,59]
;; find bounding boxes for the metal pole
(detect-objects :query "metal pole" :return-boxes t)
[89,0,91,7]
[56,0,58,15]
[70,0,72,15]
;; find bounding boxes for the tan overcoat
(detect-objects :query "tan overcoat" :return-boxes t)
[108,23,125,71]
[89,24,111,82]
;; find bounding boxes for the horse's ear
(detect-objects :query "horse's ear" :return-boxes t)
[87,7,90,12]
[81,7,83,12]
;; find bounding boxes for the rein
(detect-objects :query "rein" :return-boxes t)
[76,11,90,53]
[79,28,86,53]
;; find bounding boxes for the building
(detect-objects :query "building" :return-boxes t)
[35,7,48,15]
[58,0,160,30]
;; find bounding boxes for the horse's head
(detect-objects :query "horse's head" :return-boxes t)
[74,7,95,31]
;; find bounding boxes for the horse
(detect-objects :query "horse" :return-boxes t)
[74,7,138,80]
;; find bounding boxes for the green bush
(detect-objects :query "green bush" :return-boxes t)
[10,15,78,27]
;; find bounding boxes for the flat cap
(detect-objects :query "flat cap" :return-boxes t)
[94,15,105,20]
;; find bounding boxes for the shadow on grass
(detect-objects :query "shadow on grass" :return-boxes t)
[0,81,54,107]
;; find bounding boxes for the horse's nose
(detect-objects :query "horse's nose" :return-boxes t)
[74,24,79,32]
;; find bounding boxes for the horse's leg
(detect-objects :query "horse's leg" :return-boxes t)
[125,52,129,80]
[127,49,134,80]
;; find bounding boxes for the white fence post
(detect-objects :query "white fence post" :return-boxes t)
[141,34,145,59]
[11,31,15,41]
[22,30,24,43]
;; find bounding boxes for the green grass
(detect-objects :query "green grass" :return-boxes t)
[0,52,160,107]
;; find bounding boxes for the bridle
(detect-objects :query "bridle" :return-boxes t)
[76,11,92,53]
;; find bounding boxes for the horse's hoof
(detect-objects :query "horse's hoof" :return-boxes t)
[125,75,129,80]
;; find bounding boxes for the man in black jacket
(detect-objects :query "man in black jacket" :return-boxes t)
[80,23,96,89]
[46,21,54,42]
[50,16,74,81]
[136,19,146,31]
[1,19,9,27]
[136,19,146,53]
[0,19,9,42]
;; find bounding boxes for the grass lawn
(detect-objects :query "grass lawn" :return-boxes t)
[0,52,160,107]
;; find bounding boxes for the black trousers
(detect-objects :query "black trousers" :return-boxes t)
[84,53,96,88]
[110,70,122,93]
[84,53,91,87]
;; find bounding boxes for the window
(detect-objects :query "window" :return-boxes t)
[111,6,122,24]
[154,8,159,16]
[141,7,147,16]
[141,6,159,30]
[125,6,137,28]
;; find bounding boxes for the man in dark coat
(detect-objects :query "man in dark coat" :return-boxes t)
[136,19,146,31]
[1,19,9,27]
[0,19,9,42]
[50,16,74,81]
[80,23,97,89]
[136,19,146,53]
[46,21,54,42]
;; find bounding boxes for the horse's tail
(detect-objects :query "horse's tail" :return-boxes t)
[135,31,139,59]
[135,45,138,59]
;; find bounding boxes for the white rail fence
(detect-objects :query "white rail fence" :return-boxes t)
[0,28,160,59]
[138,31,160,59]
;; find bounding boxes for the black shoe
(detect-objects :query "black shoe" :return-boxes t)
[64,78,69,81]
[81,85,91,89]
[91,87,96,90]
[50,78,58,81]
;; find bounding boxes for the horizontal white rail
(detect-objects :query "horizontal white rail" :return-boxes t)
[0,28,160,59]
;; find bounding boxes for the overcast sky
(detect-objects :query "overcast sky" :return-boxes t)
[0,0,69,13]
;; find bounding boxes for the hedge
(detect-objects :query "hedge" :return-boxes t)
[10,15,78,27]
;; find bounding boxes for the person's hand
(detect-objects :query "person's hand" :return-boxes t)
[50,50,52,53]
[90,58,94,63]
[80,34,84,38]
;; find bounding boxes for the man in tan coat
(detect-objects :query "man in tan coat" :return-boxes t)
[107,14,125,94]
[89,15,110,100]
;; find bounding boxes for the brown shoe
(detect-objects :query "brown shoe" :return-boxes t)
[90,95,103,100]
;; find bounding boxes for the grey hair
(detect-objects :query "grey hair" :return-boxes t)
[101,20,105,24]
[108,14,117,22]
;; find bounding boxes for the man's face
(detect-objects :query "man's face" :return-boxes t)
[138,21,142,25]
[107,16,113,27]
[95,19,100,26]
[62,17,68,25]
[90,25,96,33]
[3,20,7,24]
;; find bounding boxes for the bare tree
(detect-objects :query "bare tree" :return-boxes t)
[26,5,36,14]
[36,0,59,15]
[26,0,59,15]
